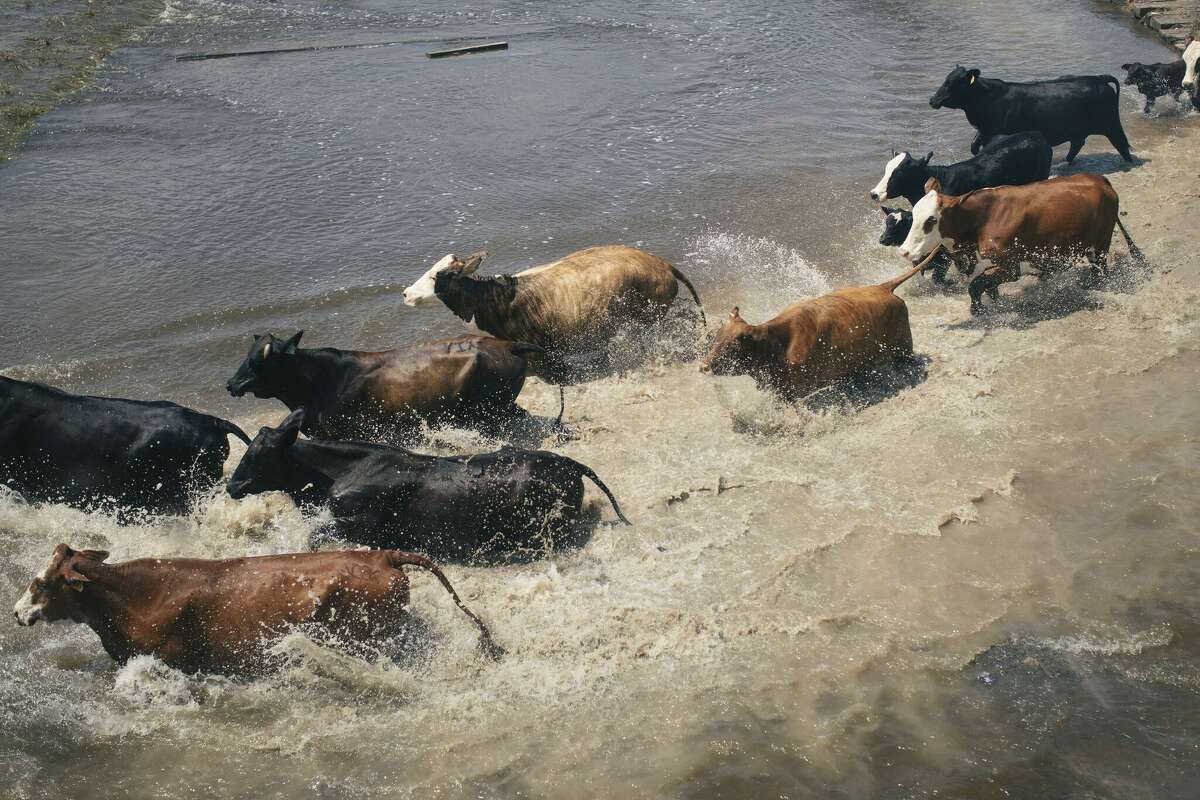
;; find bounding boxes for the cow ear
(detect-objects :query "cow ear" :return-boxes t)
[278,409,305,446]
[924,177,942,195]
[461,250,486,275]
[1120,63,1131,71]
[730,306,741,320]
[283,330,304,353]
[923,151,933,165]
[78,549,109,563]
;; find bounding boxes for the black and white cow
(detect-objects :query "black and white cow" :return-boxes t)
[869,132,1052,206]
[929,66,1133,163]
[1183,37,1199,94]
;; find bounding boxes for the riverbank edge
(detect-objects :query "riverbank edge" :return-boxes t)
[1105,0,1199,49]
[0,0,164,163]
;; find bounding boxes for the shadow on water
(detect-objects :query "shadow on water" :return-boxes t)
[802,354,931,415]
[947,252,1154,332]
[1052,151,1149,176]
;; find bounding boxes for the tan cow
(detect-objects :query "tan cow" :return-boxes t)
[700,260,929,400]
[13,544,501,675]
[898,173,1138,313]
[402,245,704,383]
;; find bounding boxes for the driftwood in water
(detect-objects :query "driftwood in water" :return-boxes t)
[426,42,508,59]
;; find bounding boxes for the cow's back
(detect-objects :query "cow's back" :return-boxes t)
[768,284,912,396]
[511,245,680,343]
[972,174,1118,253]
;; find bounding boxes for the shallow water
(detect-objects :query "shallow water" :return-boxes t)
[2,0,1199,797]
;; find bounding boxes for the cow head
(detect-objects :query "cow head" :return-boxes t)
[1120,62,1150,87]
[700,308,762,377]
[14,544,110,626]
[878,206,913,247]
[402,251,486,307]
[930,66,981,109]
[870,151,933,203]
[1183,37,1199,89]
[226,409,326,501]
[899,178,952,264]
[226,331,304,398]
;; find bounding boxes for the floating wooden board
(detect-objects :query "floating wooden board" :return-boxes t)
[426,42,508,59]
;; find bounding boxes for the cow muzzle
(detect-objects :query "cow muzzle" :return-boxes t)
[226,379,250,397]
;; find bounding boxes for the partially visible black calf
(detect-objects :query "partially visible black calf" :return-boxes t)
[878,207,954,285]
[1121,60,1198,113]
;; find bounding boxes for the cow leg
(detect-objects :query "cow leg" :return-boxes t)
[1144,97,1155,114]
[968,265,1012,314]
[930,257,950,286]
[1065,138,1085,163]
[1106,126,1134,163]
[969,132,987,155]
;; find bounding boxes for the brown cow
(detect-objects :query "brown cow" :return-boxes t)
[227,332,550,441]
[13,544,501,675]
[402,246,705,383]
[898,174,1138,314]
[700,260,929,400]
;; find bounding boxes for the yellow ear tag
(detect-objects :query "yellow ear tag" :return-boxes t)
[969,75,976,85]
[70,582,84,592]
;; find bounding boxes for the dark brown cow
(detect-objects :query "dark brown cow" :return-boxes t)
[898,174,1138,314]
[13,544,501,674]
[700,261,929,400]
[227,332,548,441]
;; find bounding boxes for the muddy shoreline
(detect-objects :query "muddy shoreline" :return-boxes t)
[0,0,163,161]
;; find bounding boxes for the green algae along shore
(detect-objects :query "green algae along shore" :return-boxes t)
[0,0,163,161]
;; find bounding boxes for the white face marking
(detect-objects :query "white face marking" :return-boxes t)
[898,189,943,263]
[1183,41,1200,88]
[870,153,906,201]
[13,556,55,626]
[401,254,456,307]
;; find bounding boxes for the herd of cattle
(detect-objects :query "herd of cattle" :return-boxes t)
[8,46,1199,675]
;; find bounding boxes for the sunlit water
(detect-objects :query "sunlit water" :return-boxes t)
[2,0,1199,797]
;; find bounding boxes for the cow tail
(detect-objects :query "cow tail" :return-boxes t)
[669,265,707,326]
[1114,216,1147,267]
[212,416,252,445]
[577,464,631,526]
[880,246,942,293]
[387,551,505,660]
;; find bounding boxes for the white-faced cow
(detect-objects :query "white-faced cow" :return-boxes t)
[13,543,501,674]
[898,174,1141,314]
[1183,37,1199,93]
[699,259,932,400]
[878,207,955,285]
[226,410,630,564]
[869,132,1052,206]
[226,331,547,442]
[929,66,1133,163]
[0,376,249,518]
[402,246,705,383]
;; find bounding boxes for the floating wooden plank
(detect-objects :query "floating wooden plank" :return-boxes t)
[426,41,508,59]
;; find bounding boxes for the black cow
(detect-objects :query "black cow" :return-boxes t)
[929,66,1133,163]
[878,207,955,284]
[1121,59,1198,114]
[226,331,549,442]
[226,410,630,564]
[869,132,1052,206]
[0,375,249,517]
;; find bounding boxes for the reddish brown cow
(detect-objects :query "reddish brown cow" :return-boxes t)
[898,173,1135,314]
[700,260,929,400]
[13,544,501,674]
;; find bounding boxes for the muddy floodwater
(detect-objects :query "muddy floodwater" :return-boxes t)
[2,0,1199,797]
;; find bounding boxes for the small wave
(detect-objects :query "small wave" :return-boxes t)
[1022,624,1174,657]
